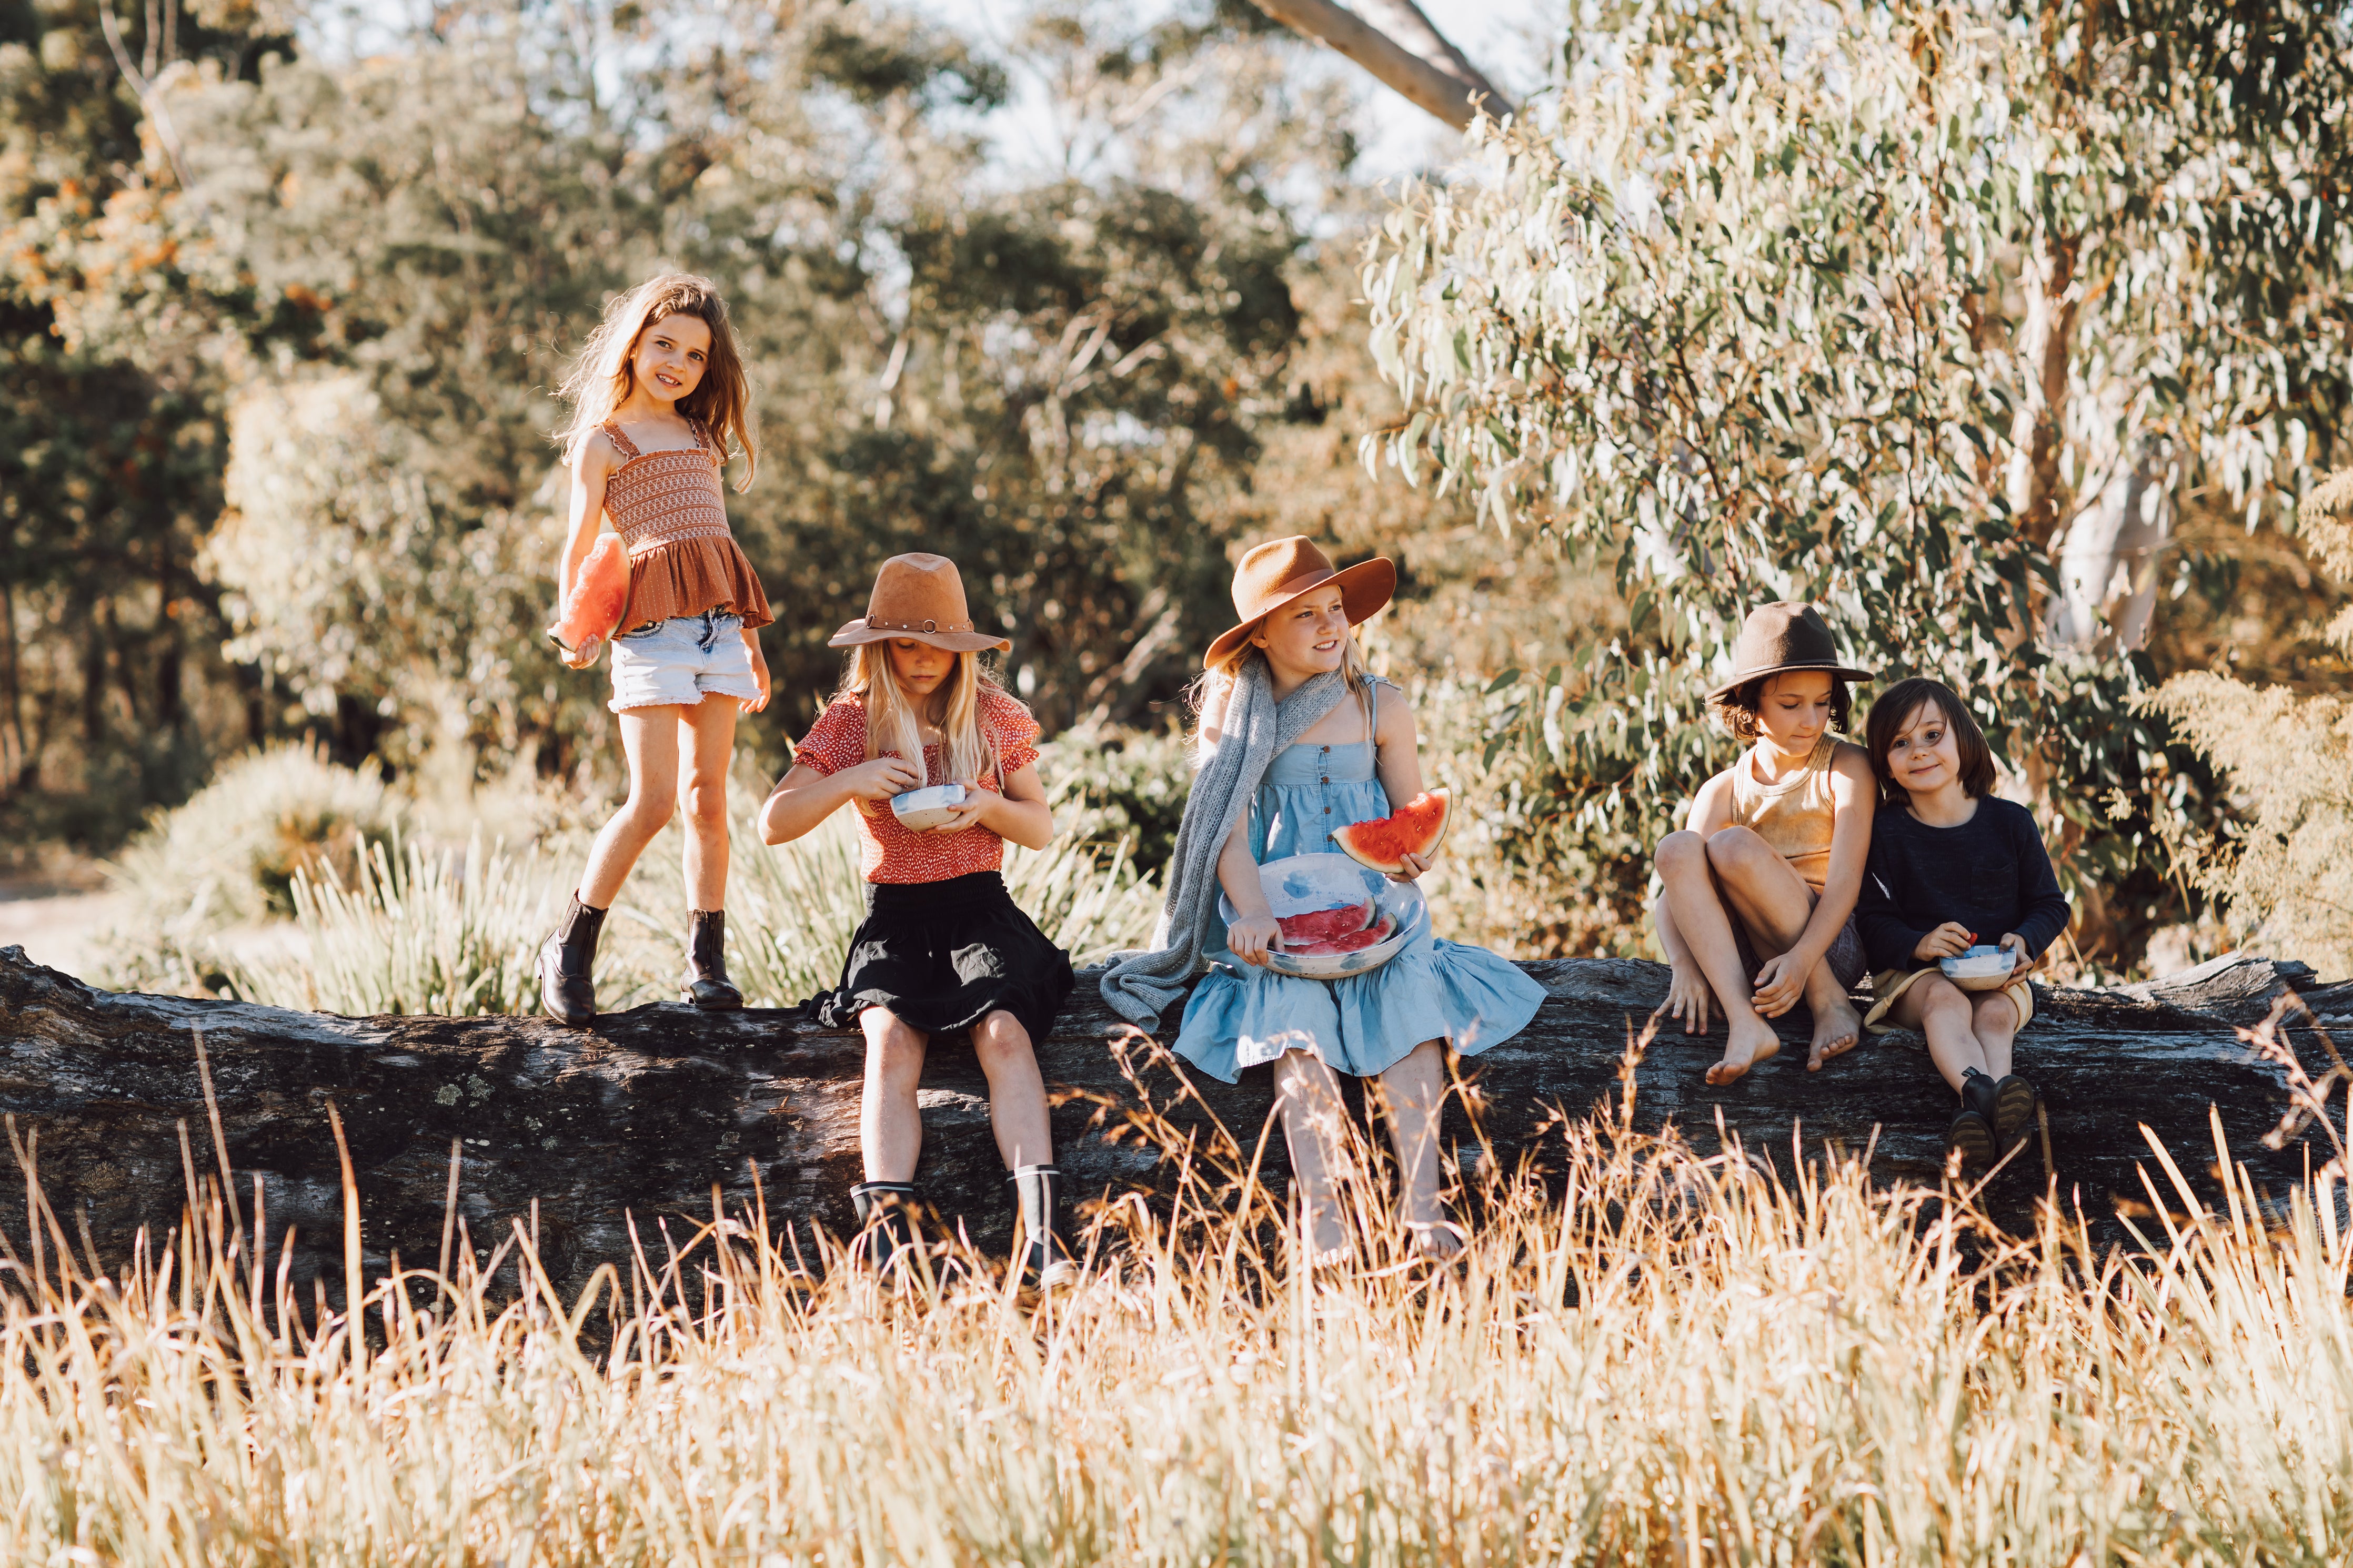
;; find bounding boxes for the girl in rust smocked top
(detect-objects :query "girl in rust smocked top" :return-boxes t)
[537,273,773,1025]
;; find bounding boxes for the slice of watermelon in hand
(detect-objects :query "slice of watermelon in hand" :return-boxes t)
[547,534,630,667]
[1294,912,1400,955]
[1331,789,1451,875]
[1275,898,1376,948]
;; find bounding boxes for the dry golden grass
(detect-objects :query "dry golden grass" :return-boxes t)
[2,1016,2350,1564]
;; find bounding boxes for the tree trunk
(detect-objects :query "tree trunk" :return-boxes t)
[1243,0,1513,129]
[0,945,2337,1305]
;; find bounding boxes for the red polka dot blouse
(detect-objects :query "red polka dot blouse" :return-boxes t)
[794,686,1043,884]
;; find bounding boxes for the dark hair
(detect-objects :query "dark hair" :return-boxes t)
[1864,677,1997,804]
[1708,672,1853,743]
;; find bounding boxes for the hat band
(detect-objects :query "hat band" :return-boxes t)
[864,616,973,635]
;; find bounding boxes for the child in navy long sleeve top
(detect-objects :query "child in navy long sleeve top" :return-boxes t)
[1856,679,2072,1169]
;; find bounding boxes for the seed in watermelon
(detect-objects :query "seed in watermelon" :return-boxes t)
[1276,898,1375,947]
[1331,788,1451,874]
[1295,912,1399,955]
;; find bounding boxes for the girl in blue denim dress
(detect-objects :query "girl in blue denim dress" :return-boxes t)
[1103,537,1545,1263]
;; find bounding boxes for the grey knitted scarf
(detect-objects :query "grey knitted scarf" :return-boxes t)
[1100,653,1347,1028]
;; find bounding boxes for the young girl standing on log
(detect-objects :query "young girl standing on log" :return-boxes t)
[1652,603,1878,1084]
[1101,537,1546,1265]
[757,554,1076,1284]
[538,273,772,1025]
[1855,677,2071,1167]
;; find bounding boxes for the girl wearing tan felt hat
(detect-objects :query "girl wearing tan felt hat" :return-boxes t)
[758,552,1076,1287]
[1103,537,1546,1265]
[1651,601,1879,1088]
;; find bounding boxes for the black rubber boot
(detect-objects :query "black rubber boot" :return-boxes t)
[1991,1074,2039,1152]
[1947,1069,2001,1169]
[850,1181,918,1272]
[683,908,742,1011]
[1010,1164,1078,1289]
[537,893,606,1027]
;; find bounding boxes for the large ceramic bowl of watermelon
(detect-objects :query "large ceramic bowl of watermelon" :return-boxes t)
[1218,853,1427,980]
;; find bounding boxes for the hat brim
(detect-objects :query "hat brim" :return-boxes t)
[828,619,1011,654]
[1204,557,1397,668]
[1706,661,1876,700]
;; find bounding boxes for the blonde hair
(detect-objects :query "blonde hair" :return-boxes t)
[1191,632,1379,763]
[555,272,759,490]
[838,643,1000,788]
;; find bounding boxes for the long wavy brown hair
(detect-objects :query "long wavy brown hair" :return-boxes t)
[555,272,759,490]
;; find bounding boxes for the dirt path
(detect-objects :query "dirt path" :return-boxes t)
[0,869,125,985]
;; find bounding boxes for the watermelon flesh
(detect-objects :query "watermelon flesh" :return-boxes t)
[548,534,631,661]
[1276,898,1375,947]
[1331,788,1452,874]
[1293,911,1399,955]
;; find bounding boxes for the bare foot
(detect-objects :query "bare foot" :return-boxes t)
[1405,1219,1467,1263]
[1705,1017,1781,1085]
[1807,996,1864,1071]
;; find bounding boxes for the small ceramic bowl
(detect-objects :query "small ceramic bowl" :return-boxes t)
[890,783,969,832]
[1939,944,2019,993]
[1216,852,1426,980]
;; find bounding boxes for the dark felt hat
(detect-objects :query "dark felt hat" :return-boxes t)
[1707,602,1874,699]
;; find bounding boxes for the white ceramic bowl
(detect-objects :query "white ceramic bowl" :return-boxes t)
[890,783,969,832]
[1939,944,2019,992]
[1216,852,1425,980]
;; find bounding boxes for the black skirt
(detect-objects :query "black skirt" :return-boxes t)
[812,872,1075,1046]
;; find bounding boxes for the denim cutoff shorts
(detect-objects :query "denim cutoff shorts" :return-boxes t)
[608,611,759,713]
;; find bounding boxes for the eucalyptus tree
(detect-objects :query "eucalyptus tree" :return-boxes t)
[1356,0,2352,956]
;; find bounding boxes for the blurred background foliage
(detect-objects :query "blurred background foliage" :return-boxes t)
[4,0,2351,986]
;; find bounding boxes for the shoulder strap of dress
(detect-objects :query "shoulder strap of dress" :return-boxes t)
[602,421,640,460]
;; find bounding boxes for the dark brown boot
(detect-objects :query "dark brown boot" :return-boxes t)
[537,893,606,1027]
[683,908,742,1011]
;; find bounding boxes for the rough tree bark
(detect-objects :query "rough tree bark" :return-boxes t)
[0,946,2340,1303]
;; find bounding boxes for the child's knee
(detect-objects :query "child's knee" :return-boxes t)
[1655,830,1706,873]
[972,1010,1034,1061]
[1973,992,2022,1035]
[1916,975,1970,1018]
[1704,825,1768,875]
[680,777,728,828]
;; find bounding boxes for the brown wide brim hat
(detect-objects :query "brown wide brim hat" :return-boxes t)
[1706,601,1874,699]
[828,551,1011,653]
[1205,535,1397,667]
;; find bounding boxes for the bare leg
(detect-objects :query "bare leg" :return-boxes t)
[1375,1038,1461,1257]
[1969,990,2022,1080]
[1272,1048,1352,1262]
[1706,826,1863,1069]
[676,694,739,912]
[859,1008,928,1182]
[971,1009,1054,1169]
[1889,975,1986,1092]
[578,706,682,907]
[1655,830,1780,1084]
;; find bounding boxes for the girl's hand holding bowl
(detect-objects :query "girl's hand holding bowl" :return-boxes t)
[1225,911,1282,968]
[845,756,924,803]
[917,784,993,835]
[1912,920,1975,963]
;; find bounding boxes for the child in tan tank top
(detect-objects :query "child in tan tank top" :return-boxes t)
[1651,603,1878,1084]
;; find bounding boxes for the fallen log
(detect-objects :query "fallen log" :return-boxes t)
[0,945,2341,1302]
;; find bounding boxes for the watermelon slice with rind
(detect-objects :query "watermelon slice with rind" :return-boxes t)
[1276,898,1376,947]
[548,533,631,665]
[1331,789,1451,875]
[1293,911,1398,955]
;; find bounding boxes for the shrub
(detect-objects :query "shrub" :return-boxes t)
[104,742,403,929]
